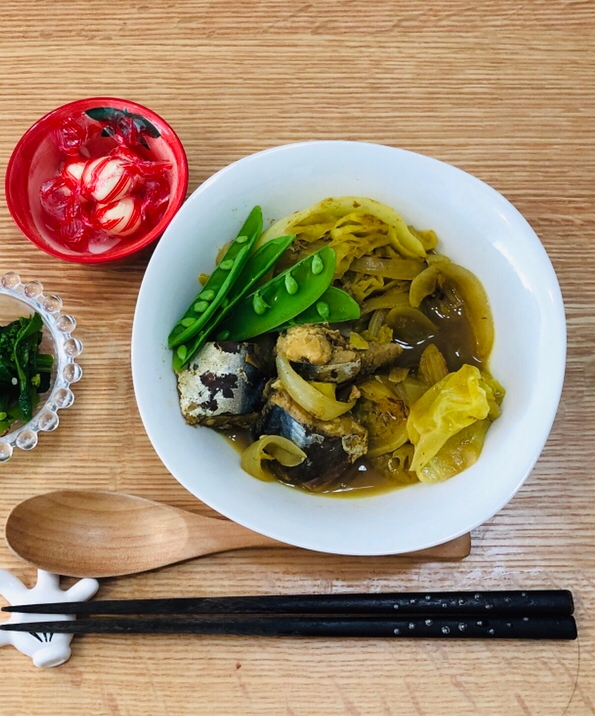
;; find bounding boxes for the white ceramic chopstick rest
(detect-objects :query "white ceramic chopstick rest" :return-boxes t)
[0,569,99,667]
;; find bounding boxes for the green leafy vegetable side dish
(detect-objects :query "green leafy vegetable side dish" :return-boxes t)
[0,313,54,436]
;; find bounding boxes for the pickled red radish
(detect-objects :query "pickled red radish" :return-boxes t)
[63,159,85,184]
[81,156,136,204]
[39,112,172,249]
[95,196,143,237]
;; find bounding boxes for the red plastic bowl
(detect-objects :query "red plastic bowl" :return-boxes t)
[5,97,188,264]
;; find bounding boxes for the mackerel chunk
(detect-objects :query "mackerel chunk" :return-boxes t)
[252,387,368,489]
[276,325,360,383]
[276,324,403,383]
[177,341,271,429]
[359,341,403,375]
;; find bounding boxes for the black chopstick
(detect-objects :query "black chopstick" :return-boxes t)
[0,615,577,639]
[1,589,574,617]
[1,590,576,641]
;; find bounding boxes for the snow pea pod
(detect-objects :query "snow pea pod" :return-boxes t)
[171,234,295,371]
[216,246,336,342]
[172,327,209,371]
[274,286,361,332]
[168,206,263,348]
[226,234,295,307]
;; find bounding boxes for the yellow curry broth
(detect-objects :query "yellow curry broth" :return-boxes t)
[223,197,502,494]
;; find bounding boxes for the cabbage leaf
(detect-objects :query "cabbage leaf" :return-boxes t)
[407,364,493,475]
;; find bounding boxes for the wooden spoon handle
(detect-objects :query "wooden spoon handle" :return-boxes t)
[176,508,287,562]
[181,509,471,561]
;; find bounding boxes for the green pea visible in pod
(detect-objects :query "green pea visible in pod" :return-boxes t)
[311,254,324,275]
[274,286,361,332]
[252,293,269,315]
[169,243,251,347]
[225,234,295,307]
[172,234,296,371]
[316,301,330,320]
[216,246,337,342]
[168,206,263,348]
[284,274,298,295]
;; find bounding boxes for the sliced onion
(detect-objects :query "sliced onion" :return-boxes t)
[360,286,410,315]
[276,354,356,420]
[309,381,336,399]
[241,435,306,481]
[367,308,388,337]
[409,262,494,361]
[367,422,409,457]
[385,306,436,336]
[418,344,449,386]
[349,256,425,280]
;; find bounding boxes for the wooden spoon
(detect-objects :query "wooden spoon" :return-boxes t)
[4,490,471,578]
[4,490,284,578]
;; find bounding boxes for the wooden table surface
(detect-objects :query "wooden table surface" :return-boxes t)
[1,1,594,714]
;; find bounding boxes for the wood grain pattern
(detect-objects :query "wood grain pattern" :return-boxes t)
[0,1,594,714]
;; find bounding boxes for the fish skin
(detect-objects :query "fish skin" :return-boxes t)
[252,388,367,488]
[177,341,271,428]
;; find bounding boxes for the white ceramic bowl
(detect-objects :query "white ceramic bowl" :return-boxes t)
[132,141,565,555]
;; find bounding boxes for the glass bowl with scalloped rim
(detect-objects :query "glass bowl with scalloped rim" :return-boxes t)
[0,271,82,462]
